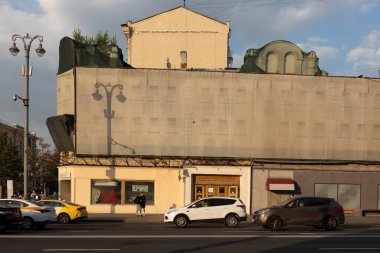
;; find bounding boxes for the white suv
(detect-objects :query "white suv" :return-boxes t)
[164,197,247,228]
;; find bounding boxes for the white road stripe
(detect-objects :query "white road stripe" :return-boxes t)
[1,234,380,239]
[43,249,120,252]
[319,248,380,251]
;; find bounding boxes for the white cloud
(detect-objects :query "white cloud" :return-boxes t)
[346,30,380,75]
[360,0,378,13]
[297,37,339,60]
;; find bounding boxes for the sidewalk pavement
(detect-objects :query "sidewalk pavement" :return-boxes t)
[87,213,380,225]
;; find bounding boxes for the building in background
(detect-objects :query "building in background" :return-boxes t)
[0,118,38,196]
[121,6,231,69]
[0,118,37,157]
[240,40,328,76]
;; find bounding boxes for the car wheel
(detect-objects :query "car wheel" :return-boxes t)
[324,216,338,231]
[174,215,188,228]
[22,217,34,229]
[267,216,283,231]
[225,215,239,228]
[57,213,71,224]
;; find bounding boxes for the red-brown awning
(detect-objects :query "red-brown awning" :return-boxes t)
[266,178,295,191]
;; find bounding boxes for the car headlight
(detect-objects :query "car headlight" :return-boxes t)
[167,209,178,215]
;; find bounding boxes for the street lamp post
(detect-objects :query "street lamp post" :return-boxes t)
[9,33,45,198]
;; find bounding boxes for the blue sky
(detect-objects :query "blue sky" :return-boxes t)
[0,0,379,146]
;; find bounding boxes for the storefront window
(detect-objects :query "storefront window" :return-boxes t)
[315,183,361,209]
[91,181,121,204]
[125,182,154,205]
[315,184,338,200]
[338,184,360,209]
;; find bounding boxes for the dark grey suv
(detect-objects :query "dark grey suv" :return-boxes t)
[253,197,345,231]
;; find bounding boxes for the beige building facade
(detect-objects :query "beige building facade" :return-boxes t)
[121,7,230,69]
[55,67,380,214]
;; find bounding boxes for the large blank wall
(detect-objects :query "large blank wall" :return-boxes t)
[57,67,380,160]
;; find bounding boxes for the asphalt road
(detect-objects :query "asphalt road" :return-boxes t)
[2,220,380,253]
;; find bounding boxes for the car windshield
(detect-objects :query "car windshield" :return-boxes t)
[29,200,45,206]
[185,199,199,207]
[279,198,295,207]
[66,202,79,206]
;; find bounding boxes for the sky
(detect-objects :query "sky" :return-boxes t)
[0,0,379,147]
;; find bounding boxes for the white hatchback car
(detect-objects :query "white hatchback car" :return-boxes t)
[0,199,56,229]
[164,197,247,228]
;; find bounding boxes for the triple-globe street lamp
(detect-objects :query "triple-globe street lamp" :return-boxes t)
[9,33,46,198]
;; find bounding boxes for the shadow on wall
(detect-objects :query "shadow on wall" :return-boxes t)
[92,82,136,155]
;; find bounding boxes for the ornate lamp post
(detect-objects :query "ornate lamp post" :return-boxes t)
[10,33,45,198]
[92,82,126,155]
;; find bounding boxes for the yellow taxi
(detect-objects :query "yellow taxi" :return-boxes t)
[38,200,88,224]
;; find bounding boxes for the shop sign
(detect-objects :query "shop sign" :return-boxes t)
[60,172,71,179]
[132,185,149,192]
[93,181,118,186]
[195,175,240,185]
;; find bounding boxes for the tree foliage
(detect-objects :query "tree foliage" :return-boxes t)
[28,138,60,193]
[72,28,117,46]
[0,132,22,195]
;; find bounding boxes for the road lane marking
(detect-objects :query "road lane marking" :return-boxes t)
[2,234,380,239]
[319,248,380,251]
[43,249,120,252]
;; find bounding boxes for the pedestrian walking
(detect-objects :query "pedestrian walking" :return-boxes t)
[139,192,146,217]
[134,194,142,217]
[30,190,37,200]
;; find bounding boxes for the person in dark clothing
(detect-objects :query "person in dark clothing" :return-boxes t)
[134,194,142,216]
[139,192,146,217]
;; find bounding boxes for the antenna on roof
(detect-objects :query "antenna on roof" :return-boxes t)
[183,0,186,7]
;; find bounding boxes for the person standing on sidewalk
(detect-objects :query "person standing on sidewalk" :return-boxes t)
[134,194,142,216]
[140,192,146,217]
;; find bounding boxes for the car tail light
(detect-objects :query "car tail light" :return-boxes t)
[236,205,246,210]
[336,205,343,212]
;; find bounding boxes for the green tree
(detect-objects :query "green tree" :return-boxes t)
[0,132,22,197]
[29,138,59,195]
[72,28,117,46]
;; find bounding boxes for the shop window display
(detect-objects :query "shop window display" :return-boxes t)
[91,181,121,204]
[315,183,360,209]
[125,182,154,205]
